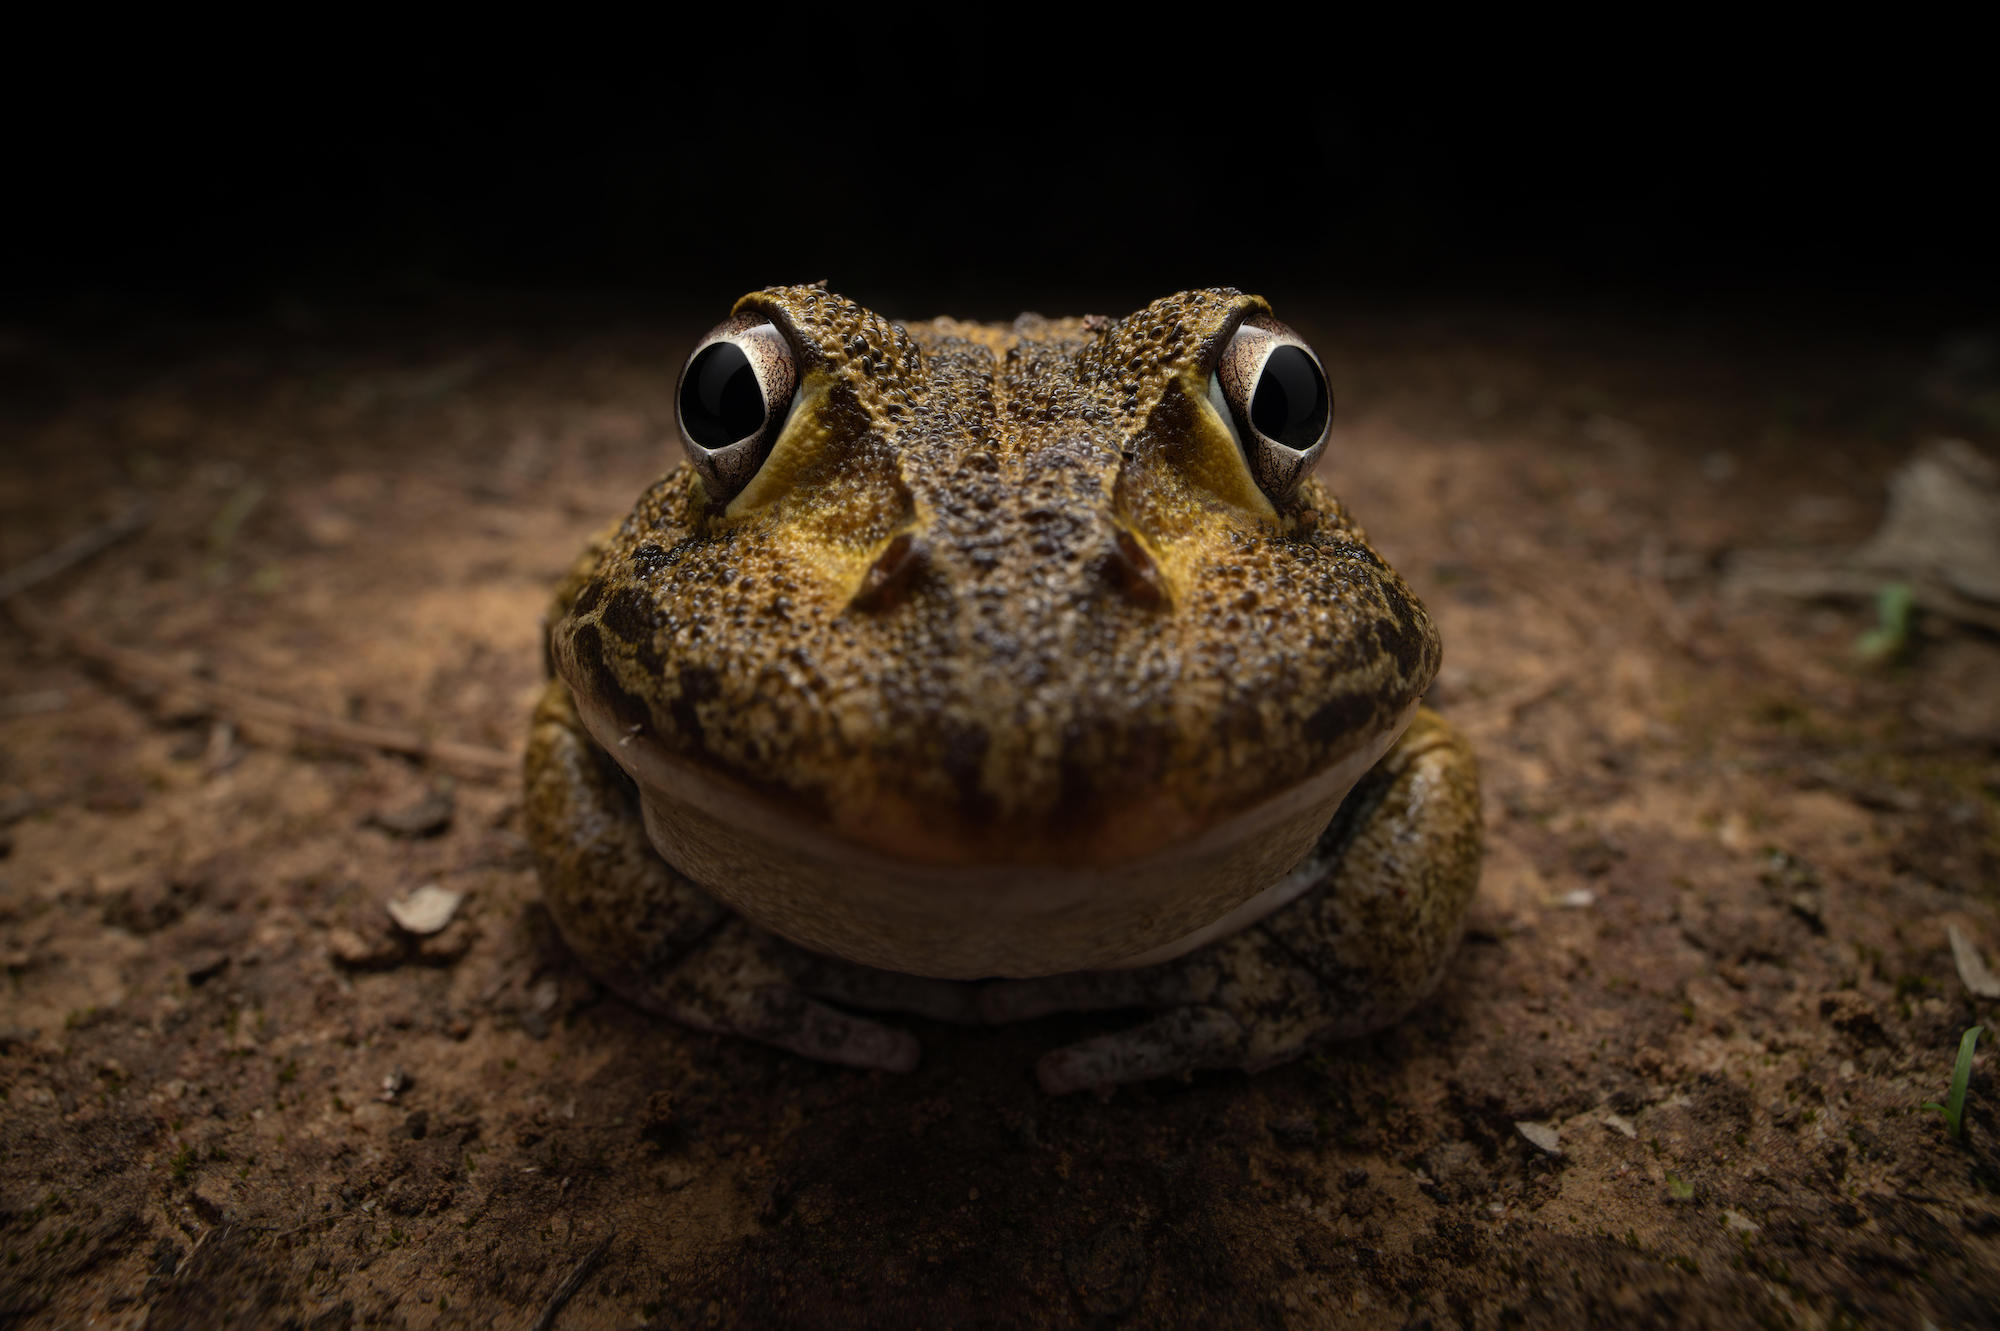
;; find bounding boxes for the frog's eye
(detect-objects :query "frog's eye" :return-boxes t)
[677,315,798,501]
[1207,316,1332,499]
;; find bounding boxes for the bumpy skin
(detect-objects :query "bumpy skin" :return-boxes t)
[546,287,1439,864]
[523,286,1483,1091]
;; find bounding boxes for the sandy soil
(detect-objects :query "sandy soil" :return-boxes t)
[2,300,1997,1329]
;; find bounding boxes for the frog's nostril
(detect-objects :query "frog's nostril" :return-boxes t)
[849,532,930,613]
[1098,527,1169,610]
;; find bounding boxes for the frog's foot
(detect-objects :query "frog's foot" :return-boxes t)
[526,676,967,1073]
[654,919,929,1072]
[626,918,988,1071]
[982,707,1483,1094]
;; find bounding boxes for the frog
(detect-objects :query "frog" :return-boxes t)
[523,284,1481,1094]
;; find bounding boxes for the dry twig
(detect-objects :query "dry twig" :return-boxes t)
[6,598,517,779]
[1,507,518,782]
[1723,552,2000,634]
[1723,440,2000,634]
[0,502,153,602]
[530,1229,615,1331]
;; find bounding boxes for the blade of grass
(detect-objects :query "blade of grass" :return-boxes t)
[1854,581,1914,664]
[1924,1025,1984,1139]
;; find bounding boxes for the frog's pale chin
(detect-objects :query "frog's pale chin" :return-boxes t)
[570,689,1419,979]
[1100,815,1366,970]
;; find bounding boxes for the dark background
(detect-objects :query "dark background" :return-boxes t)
[10,42,1993,332]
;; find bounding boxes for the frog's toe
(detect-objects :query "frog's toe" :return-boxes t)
[667,978,921,1072]
[732,986,923,1073]
[656,920,922,1072]
[1034,1006,1247,1095]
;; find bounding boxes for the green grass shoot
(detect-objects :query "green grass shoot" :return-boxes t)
[1854,581,1914,664]
[1924,1025,1984,1140]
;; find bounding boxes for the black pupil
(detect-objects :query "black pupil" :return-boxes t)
[1249,346,1329,451]
[680,342,767,448]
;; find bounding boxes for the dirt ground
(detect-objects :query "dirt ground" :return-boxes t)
[2,297,1997,1329]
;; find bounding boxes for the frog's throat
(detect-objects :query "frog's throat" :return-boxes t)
[569,692,1417,978]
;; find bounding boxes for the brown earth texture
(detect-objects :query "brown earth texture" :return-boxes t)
[2,300,1998,1330]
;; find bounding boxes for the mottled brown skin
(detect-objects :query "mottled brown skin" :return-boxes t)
[524,286,1482,1092]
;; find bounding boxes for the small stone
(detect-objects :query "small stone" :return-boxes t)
[379,1067,409,1102]
[190,1177,233,1224]
[369,790,455,839]
[387,885,463,936]
[1602,1113,1637,1139]
[520,978,561,1040]
[1516,1121,1562,1155]
[328,926,396,968]
[1949,924,2000,999]
[1269,1114,1319,1149]
[186,951,229,986]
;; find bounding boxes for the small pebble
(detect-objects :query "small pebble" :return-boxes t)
[1269,1114,1319,1149]
[1516,1121,1561,1155]
[186,951,229,985]
[388,885,463,936]
[328,927,394,968]
[1949,924,2000,999]
[369,790,455,839]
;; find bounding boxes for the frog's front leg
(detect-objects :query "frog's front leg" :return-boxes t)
[524,678,975,1072]
[982,707,1481,1094]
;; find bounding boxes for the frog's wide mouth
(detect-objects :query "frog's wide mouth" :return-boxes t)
[567,686,1417,977]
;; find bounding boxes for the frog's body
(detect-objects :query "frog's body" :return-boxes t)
[524,286,1481,1093]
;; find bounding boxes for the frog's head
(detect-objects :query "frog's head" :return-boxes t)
[549,286,1440,976]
